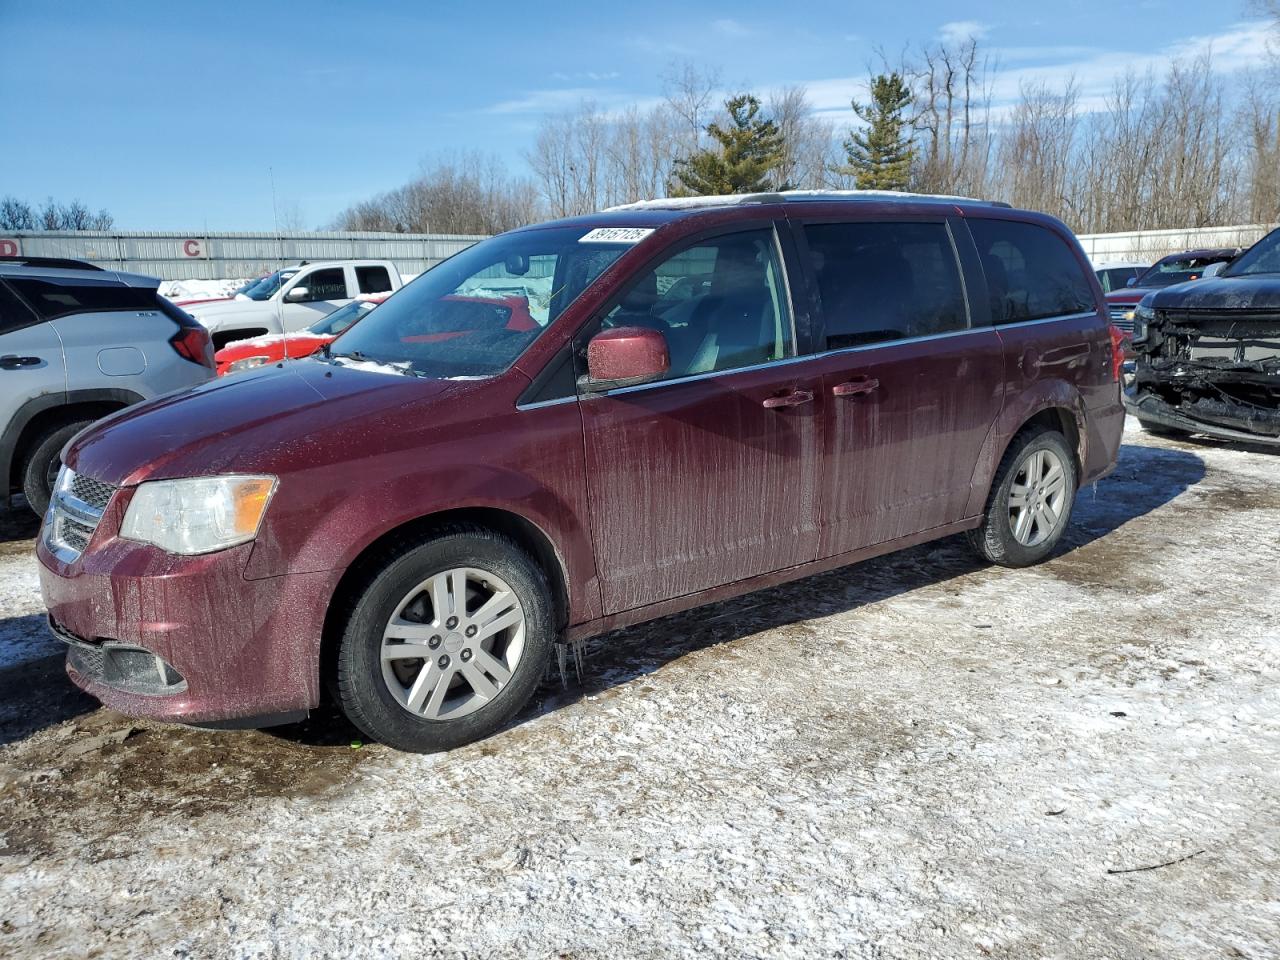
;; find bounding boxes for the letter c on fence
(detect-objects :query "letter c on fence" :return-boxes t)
[182,239,203,258]
[0,239,18,257]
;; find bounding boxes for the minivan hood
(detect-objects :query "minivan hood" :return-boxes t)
[66,362,452,488]
[1149,274,1280,313]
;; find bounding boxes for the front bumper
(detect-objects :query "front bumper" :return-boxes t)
[38,532,339,725]
[1124,390,1280,446]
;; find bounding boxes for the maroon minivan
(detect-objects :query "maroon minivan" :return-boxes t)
[38,193,1125,752]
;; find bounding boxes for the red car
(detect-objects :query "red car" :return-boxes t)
[215,293,537,375]
[39,194,1125,753]
[215,294,390,375]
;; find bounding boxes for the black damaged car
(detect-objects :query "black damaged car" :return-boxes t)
[1126,226,1280,444]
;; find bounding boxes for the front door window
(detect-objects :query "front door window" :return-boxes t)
[589,229,793,382]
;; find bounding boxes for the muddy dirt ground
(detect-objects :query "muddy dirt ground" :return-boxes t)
[1,421,1277,959]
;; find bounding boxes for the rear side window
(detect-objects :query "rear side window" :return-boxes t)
[1097,267,1139,293]
[356,265,393,294]
[969,219,1095,324]
[6,277,158,322]
[298,268,347,302]
[0,280,41,334]
[803,221,968,350]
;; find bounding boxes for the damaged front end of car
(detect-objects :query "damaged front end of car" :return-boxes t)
[1126,302,1280,443]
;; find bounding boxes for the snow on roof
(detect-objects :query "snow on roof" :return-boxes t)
[604,189,990,212]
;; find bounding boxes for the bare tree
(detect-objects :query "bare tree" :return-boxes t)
[0,197,36,230]
[332,153,539,234]
[996,81,1080,223]
[662,59,722,161]
[767,86,836,189]
[907,37,996,197]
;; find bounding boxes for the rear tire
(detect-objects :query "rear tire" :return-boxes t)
[1137,418,1185,438]
[20,420,94,517]
[335,527,554,753]
[967,426,1077,568]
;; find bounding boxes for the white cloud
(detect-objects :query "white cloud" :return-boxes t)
[551,70,622,82]
[797,19,1276,126]
[939,20,989,44]
[713,18,751,37]
[485,87,630,115]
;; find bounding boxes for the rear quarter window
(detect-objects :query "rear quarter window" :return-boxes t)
[6,277,159,322]
[0,279,42,334]
[968,219,1095,324]
[356,265,393,294]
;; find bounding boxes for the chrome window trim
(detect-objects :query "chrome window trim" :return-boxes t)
[514,311,1101,409]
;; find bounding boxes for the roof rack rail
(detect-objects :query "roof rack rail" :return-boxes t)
[605,190,1012,212]
[0,255,105,271]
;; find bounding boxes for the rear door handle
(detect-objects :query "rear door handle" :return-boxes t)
[762,389,814,409]
[832,377,879,397]
[0,355,41,369]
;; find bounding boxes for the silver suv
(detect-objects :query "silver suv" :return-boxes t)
[1,257,215,516]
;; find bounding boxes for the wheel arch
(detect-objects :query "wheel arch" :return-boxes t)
[967,381,1087,518]
[318,505,572,698]
[4,388,144,496]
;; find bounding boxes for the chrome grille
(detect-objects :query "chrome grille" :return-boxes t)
[70,473,115,511]
[44,468,115,563]
[1109,305,1136,335]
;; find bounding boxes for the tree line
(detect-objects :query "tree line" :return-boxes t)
[337,11,1279,238]
[0,196,114,231]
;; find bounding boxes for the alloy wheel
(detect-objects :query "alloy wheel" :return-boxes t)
[1007,448,1069,547]
[380,567,525,721]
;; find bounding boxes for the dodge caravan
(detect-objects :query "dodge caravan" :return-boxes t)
[38,193,1126,752]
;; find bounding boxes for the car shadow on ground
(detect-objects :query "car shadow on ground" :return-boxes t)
[0,616,98,746]
[271,441,1207,749]
[0,501,40,544]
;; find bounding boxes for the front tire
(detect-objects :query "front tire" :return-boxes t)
[20,420,94,516]
[335,527,554,753]
[967,426,1077,568]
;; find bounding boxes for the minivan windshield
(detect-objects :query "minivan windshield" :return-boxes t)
[1224,229,1280,277]
[242,269,298,301]
[328,226,634,378]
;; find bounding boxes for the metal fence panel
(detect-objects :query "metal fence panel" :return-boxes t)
[0,230,487,280]
[1076,223,1276,264]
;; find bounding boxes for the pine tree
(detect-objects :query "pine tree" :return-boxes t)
[837,73,915,191]
[671,94,788,196]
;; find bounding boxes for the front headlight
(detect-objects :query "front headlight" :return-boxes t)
[1133,302,1155,341]
[228,355,270,373]
[120,475,277,555]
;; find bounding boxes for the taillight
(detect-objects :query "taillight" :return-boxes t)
[155,292,215,369]
[1107,323,1127,382]
[170,325,214,369]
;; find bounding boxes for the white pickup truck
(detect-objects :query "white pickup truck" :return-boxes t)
[184,260,403,348]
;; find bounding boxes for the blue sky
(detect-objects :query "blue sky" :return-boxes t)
[0,0,1273,230]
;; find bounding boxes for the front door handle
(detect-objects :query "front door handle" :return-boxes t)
[0,355,41,369]
[762,389,814,409]
[832,377,879,397]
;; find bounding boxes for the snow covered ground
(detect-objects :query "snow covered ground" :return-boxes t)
[0,421,1277,959]
[157,278,251,301]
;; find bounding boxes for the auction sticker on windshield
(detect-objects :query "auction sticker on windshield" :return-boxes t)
[579,227,654,244]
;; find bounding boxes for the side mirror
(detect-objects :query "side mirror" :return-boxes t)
[1201,261,1225,278]
[285,286,310,303]
[584,326,670,391]
[1125,277,1137,287]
